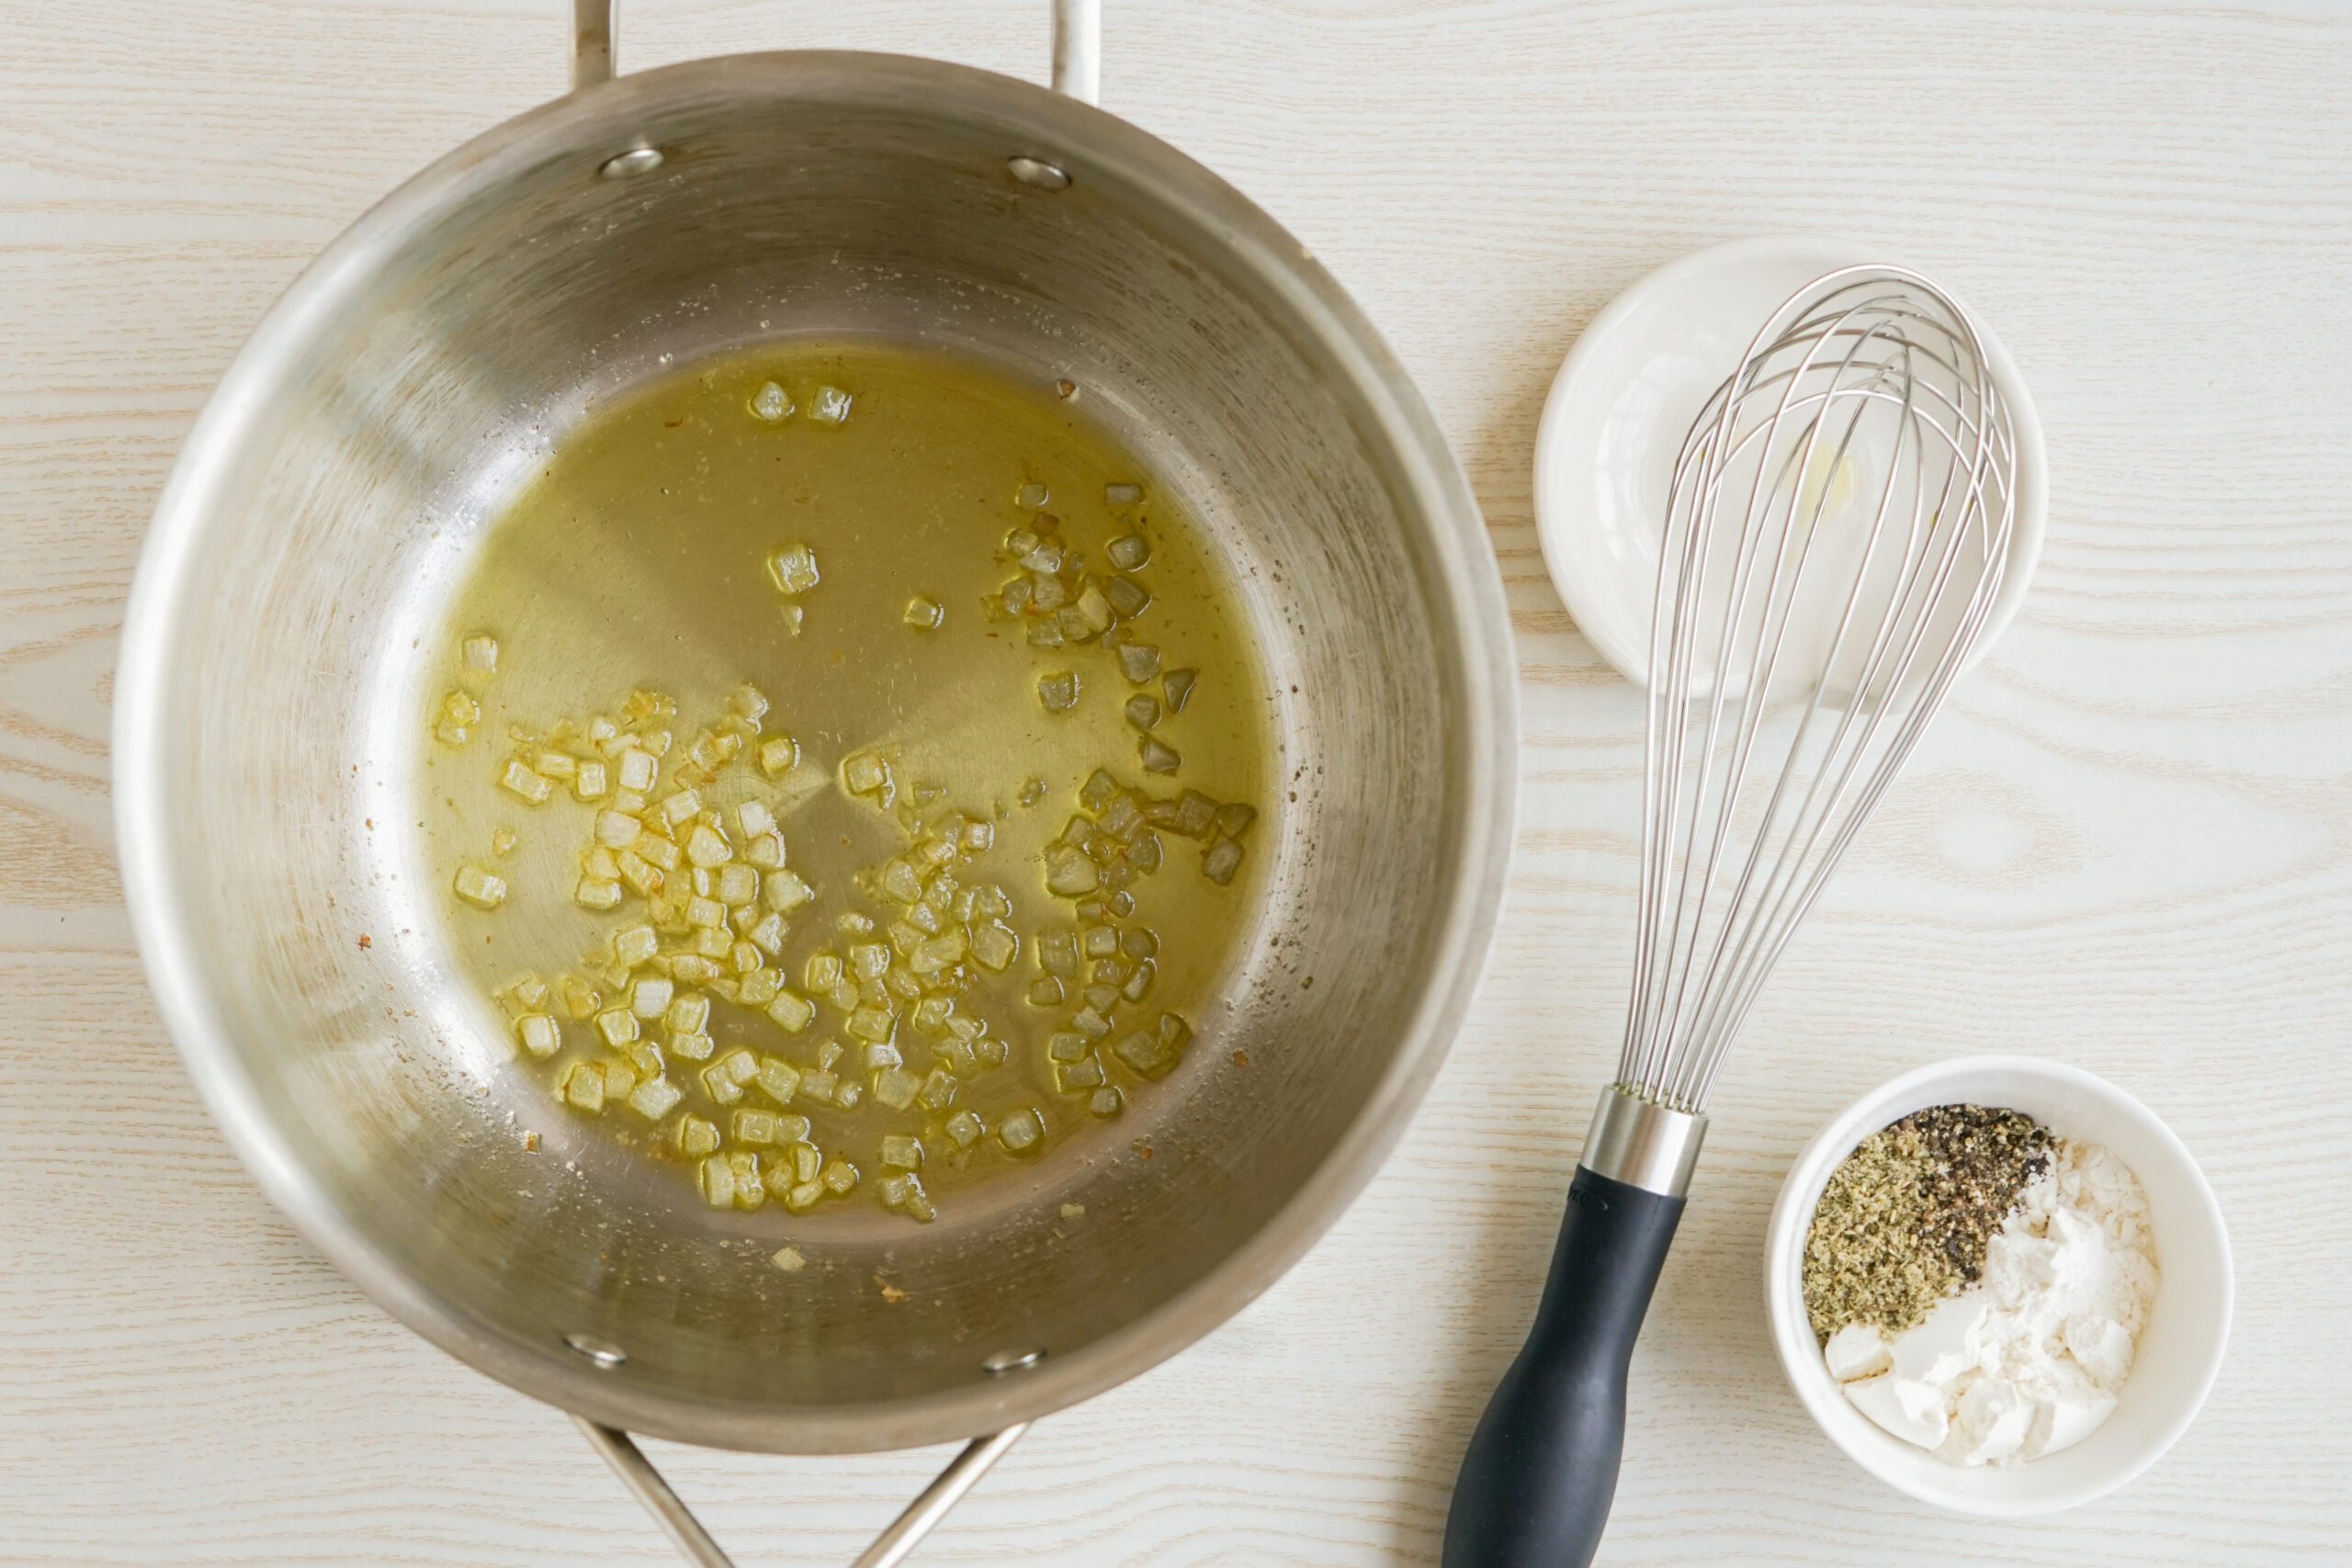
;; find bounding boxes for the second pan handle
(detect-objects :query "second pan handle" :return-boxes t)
[571,0,1103,105]
[578,1418,1030,1568]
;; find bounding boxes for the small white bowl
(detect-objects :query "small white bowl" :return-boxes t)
[1762,1055,2231,1517]
[1533,234,2047,688]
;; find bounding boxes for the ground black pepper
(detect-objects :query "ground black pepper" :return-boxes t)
[1802,1103,2052,1341]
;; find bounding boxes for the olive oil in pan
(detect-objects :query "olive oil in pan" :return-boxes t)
[419,342,1274,1221]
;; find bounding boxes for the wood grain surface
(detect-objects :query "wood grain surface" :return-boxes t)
[5,1,2348,1562]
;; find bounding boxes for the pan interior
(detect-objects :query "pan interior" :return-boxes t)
[136,61,1486,1450]
[411,336,1282,1224]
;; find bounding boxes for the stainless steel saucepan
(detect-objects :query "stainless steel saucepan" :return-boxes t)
[114,3,1516,1561]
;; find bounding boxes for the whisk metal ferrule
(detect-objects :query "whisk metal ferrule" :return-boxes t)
[1578,1086,1708,1198]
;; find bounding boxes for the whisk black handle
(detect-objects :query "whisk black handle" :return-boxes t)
[1442,1167,1686,1568]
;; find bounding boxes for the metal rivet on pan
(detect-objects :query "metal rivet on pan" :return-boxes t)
[565,1333,628,1369]
[981,1347,1045,1374]
[1006,156,1070,191]
[599,147,664,179]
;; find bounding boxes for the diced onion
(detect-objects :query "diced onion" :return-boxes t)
[1103,575,1150,619]
[629,976,674,1019]
[1171,790,1217,838]
[716,863,759,907]
[697,1154,735,1208]
[1139,737,1181,774]
[729,1151,767,1211]
[809,385,853,425]
[1044,844,1098,896]
[1161,668,1197,713]
[514,1013,560,1057]
[1054,1055,1106,1092]
[500,760,553,804]
[628,1076,683,1120]
[750,381,793,422]
[562,1061,605,1112]
[684,823,732,868]
[842,749,888,796]
[970,921,1018,971]
[748,911,788,953]
[1115,642,1161,684]
[453,863,507,908]
[997,1106,1045,1154]
[676,1113,719,1157]
[768,543,822,596]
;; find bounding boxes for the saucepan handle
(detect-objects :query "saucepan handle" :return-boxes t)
[571,0,1103,105]
[577,1417,1031,1568]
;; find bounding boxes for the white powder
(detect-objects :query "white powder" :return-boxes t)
[1827,1137,2160,1466]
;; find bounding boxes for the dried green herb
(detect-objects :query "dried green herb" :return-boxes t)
[1802,1103,2052,1341]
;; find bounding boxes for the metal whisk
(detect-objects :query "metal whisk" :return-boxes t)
[1447,266,2019,1567]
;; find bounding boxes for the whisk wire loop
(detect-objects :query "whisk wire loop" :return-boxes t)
[1618,266,2018,1113]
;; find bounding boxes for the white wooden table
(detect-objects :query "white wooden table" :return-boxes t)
[6,2,2348,1562]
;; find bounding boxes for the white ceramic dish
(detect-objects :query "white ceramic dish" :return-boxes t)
[1533,234,2047,687]
[1762,1055,2231,1517]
